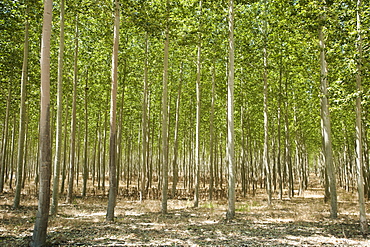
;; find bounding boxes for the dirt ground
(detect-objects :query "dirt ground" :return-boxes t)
[1,176,370,246]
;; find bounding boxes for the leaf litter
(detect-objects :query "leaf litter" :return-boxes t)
[1,176,369,246]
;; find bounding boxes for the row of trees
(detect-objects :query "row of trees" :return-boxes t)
[0,0,369,244]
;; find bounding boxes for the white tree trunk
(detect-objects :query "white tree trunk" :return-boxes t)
[51,0,65,215]
[194,0,202,207]
[226,0,235,220]
[67,16,79,204]
[106,0,120,222]
[161,0,170,214]
[141,33,149,202]
[31,0,53,245]
[319,20,337,219]
[355,0,368,235]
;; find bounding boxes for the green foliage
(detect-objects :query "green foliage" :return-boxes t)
[1,0,370,197]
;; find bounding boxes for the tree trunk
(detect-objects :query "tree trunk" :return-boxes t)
[209,65,215,201]
[82,72,89,197]
[31,0,53,245]
[101,95,109,193]
[117,61,126,193]
[194,0,202,207]
[355,0,368,235]
[67,16,79,204]
[171,63,183,198]
[60,106,68,194]
[13,12,29,209]
[161,2,170,213]
[9,117,17,190]
[141,33,149,202]
[285,80,293,198]
[51,0,65,215]
[106,0,119,222]
[319,17,337,219]
[226,0,235,220]
[277,63,283,199]
[0,83,11,193]
[262,7,271,205]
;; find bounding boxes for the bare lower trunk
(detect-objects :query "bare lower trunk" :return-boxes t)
[209,65,215,201]
[194,2,202,207]
[355,0,368,235]
[106,0,119,222]
[51,0,65,215]
[31,0,53,245]
[67,16,79,204]
[319,21,337,219]
[13,14,29,209]
[141,33,149,202]
[171,63,183,198]
[0,83,11,193]
[226,0,235,220]
[161,9,170,213]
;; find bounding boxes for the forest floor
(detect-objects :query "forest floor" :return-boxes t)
[1,175,370,246]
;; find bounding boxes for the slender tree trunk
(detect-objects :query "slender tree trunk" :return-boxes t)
[13,12,29,209]
[67,16,79,204]
[60,106,68,194]
[209,65,215,201]
[355,0,368,235]
[141,33,149,202]
[262,7,272,205]
[285,80,293,198]
[161,1,170,214]
[31,0,53,245]
[117,61,126,193]
[0,83,11,193]
[23,117,29,190]
[277,63,283,199]
[226,0,235,220]
[9,118,17,189]
[51,0,65,215]
[241,106,247,197]
[171,63,183,198]
[92,121,98,188]
[82,72,88,197]
[319,18,337,219]
[101,95,109,193]
[194,0,202,208]
[106,0,119,222]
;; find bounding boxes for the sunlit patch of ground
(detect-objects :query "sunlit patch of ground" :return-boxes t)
[1,175,369,246]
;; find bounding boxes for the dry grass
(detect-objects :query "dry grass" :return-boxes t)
[1,175,369,246]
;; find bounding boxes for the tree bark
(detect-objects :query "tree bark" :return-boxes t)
[319,17,337,219]
[51,0,65,215]
[9,117,17,190]
[60,106,68,194]
[262,3,272,205]
[161,1,170,214]
[226,0,235,220]
[277,61,283,200]
[355,0,368,235]
[13,11,29,209]
[82,72,88,198]
[194,0,202,208]
[106,0,119,222]
[209,65,215,201]
[171,63,183,198]
[31,0,53,245]
[67,16,79,204]
[0,83,11,193]
[285,80,293,199]
[141,33,149,202]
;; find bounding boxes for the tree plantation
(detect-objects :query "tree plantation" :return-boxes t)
[1,0,370,246]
